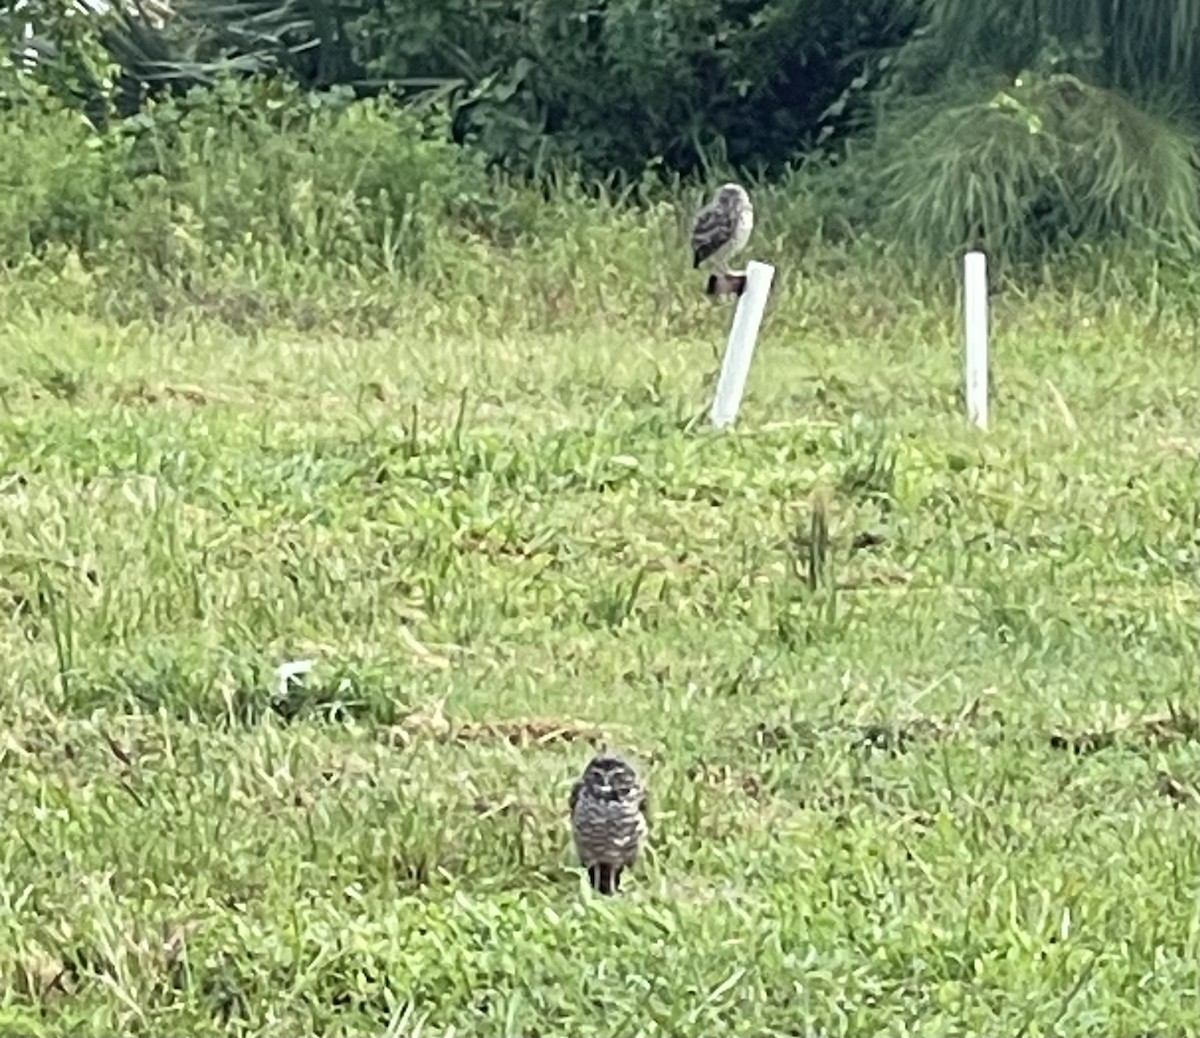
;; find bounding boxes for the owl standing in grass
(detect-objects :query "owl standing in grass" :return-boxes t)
[569,752,649,895]
[690,182,754,274]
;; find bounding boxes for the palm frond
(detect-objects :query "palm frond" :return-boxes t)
[870,70,1200,268]
[915,0,1200,96]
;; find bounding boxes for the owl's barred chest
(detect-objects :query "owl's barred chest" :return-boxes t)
[572,796,643,830]
[571,795,647,861]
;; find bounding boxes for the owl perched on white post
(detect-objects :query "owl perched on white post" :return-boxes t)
[569,752,649,896]
[690,183,754,275]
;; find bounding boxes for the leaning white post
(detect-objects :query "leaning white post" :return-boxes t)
[963,250,989,430]
[710,260,775,429]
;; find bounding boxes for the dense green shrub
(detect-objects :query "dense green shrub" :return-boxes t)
[402,0,916,176]
[1,77,488,279]
[117,78,488,275]
[0,92,131,258]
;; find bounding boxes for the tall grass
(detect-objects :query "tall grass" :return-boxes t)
[0,74,1195,339]
[1,65,1197,1038]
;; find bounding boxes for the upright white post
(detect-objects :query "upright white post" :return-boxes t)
[710,261,775,429]
[963,250,989,430]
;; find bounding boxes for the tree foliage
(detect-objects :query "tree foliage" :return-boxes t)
[3,0,1198,269]
[894,0,1200,101]
[7,0,920,174]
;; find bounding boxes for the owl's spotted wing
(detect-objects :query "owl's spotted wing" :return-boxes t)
[691,204,732,267]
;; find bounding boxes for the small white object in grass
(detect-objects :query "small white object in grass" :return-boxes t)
[963,250,989,430]
[710,260,775,430]
[276,659,315,698]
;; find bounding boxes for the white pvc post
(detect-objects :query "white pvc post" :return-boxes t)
[276,659,314,699]
[710,261,775,429]
[963,251,989,430]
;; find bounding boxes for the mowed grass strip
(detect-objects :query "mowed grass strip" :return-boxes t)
[0,276,1197,1035]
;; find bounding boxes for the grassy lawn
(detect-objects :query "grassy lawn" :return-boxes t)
[0,264,1197,1036]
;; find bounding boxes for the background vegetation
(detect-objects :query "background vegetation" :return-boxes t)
[0,1,1198,1035]
[2,0,1199,280]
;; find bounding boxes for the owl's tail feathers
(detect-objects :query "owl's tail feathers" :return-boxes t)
[693,251,703,270]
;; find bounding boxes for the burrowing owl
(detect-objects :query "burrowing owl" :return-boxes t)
[690,182,754,274]
[569,752,649,895]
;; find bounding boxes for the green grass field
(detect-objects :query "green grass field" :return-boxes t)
[0,256,1197,1036]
